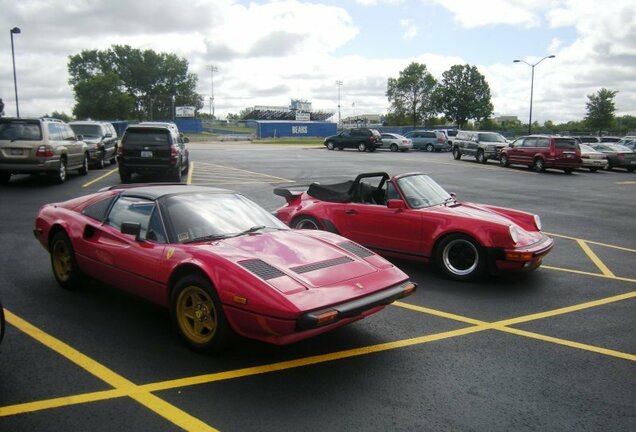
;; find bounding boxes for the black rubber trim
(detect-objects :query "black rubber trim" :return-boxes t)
[296,280,417,330]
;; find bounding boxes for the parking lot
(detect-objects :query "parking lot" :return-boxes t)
[0,143,634,431]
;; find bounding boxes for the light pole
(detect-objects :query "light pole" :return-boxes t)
[335,80,343,124]
[513,55,555,134]
[10,27,21,118]
[207,65,218,118]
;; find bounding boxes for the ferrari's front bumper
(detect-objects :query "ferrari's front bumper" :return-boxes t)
[488,234,554,273]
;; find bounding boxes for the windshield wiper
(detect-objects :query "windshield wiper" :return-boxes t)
[182,234,231,243]
[443,196,457,206]
[236,225,267,236]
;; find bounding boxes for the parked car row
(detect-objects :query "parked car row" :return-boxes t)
[0,118,191,184]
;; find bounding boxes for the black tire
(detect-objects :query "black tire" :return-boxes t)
[171,165,183,183]
[119,167,131,183]
[425,144,434,152]
[452,147,461,160]
[533,157,545,172]
[336,147,343,151]
[0,172,10,184]
[605,163,613,171]
[78,153,89,176]
[589,167,598,172]
[326,141,335,150]
[182,159,190,174]
[357,142,367,152]
[369,146,376,152]
[291,215,323,230]
[500,153,510,167]
[435,234,485,281]
[52,158,67,184]
[390,144,398,152]
[628,167,635,173]
[563,168,573,174]
[50,231,82,290]
[476,150,486,164]
[170,274,233,353]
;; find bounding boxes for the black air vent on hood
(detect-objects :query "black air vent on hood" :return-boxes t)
[291,256,354,274]
[239,259,286,280]
[338,241,374,258]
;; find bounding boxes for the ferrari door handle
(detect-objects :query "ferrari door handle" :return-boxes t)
[345,209,358,215]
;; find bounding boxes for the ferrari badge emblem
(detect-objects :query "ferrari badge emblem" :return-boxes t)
[166,247,175,260]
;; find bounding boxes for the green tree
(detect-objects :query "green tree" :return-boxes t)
[68,45,203,120]
[72,73,135,120]
[434,64,493,128]
[585,88,618,134]
[386,62,437,128]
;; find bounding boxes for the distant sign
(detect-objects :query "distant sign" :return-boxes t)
[295,113,310,121]
[176,106,195,117]
[292,126,308,134]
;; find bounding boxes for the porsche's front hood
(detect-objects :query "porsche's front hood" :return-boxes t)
[434,202,514,225]
[217,230,379,287]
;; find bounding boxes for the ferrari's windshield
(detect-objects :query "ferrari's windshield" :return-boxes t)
[163,192,288,243]
[396,174,452,209]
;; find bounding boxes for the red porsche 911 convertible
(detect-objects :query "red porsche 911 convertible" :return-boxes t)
[275,172,554,281]
[34,184,416,352]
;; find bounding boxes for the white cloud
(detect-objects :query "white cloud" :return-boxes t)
[428,0,554,29]
[400,19,418,39]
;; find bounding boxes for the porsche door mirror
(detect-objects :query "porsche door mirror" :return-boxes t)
[387,199,406,209]
[121,222,142,241]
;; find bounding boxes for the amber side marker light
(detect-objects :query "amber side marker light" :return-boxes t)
[233,296,248,305]
[505,252,534,261]
[402,282,417,295]
[315,310,339,326]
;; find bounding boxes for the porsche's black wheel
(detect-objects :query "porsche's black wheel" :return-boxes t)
[171,274,232,353]
[452,147,461,160]
[326,141,335,150]
[500,154,510,167]
[50,231,82,290]
[533,157,545,172]
[357,142,367,152]
[436,234,485,281]
[291,215,323,230]
[78,153,89,176]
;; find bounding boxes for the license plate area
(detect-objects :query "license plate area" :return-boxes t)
[10,148,24,156]
[141,150,153,158]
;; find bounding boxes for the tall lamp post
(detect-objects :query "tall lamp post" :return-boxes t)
[335,80,343,124]
[10,27,21,118]
[207,65,218,118]
[513,55,555,134]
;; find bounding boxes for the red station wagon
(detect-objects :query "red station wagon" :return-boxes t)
[499,135,582,174]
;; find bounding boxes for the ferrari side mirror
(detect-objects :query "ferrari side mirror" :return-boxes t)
[387,199,406,210]
[121,221,142,241]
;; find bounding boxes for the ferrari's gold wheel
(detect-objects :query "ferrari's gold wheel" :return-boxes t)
[171,274,232,352]
[175,285,217,344]
[50,232,81,290]
[52,239,72,282]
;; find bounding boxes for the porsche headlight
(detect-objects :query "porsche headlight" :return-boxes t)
[509,225,519,244]
[533,215,542,231]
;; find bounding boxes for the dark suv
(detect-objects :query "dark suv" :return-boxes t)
[500,135,582,174]
[118,124,189,183]
[69,121,118,169]
[323,128,382,152]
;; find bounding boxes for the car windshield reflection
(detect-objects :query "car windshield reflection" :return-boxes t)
[396,174,452,209]
[164,193,288,243]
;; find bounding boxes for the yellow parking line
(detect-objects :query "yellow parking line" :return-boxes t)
[543,265,636,283]
[186,161,194,184]
[1,310,219,431]
[81,168,117,188]
[576,239,615,277]
[393,301,485,326]
[495,326,636,361]
[545,232,636,253]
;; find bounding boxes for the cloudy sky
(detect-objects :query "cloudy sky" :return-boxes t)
[1,0,635,124]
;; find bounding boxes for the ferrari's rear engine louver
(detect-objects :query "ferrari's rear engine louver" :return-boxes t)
[291,256,353,274]
[338,241,374,258]
[239,259,286,280]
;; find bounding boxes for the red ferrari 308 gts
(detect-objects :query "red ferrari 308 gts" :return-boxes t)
[33,184,416,352]
[275,172,554,281]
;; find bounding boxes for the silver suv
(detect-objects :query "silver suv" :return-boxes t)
[452,131,508,163]
[0,117,89,184]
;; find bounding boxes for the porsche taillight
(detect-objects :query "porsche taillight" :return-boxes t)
[35,145,54,157]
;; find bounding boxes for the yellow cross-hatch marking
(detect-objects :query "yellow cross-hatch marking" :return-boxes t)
[190,162,293,185]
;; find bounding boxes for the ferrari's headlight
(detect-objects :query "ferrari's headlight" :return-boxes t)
[533,215,542,231]
[509,225,519,244]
